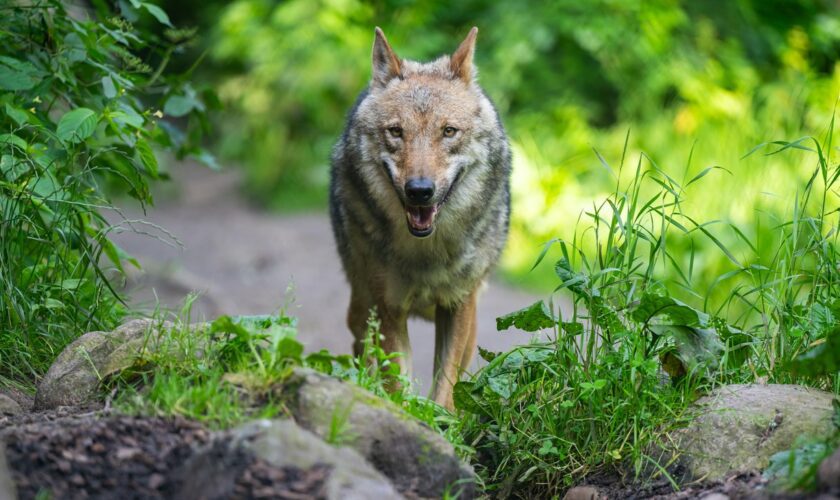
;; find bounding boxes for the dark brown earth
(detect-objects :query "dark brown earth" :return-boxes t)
[583,470,835,499]
[6,405,835,500]
[3,411,331,500]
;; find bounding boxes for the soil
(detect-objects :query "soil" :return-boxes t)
[3,411,330,500]
[579,468,839,499]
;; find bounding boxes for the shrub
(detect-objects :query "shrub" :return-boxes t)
[0,0,214,385]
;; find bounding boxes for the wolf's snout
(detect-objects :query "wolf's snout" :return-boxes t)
[405,178,435,205]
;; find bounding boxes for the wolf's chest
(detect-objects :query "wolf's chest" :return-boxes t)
[382,231,481,308]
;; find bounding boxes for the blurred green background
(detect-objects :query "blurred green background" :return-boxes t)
[161,0,840,295]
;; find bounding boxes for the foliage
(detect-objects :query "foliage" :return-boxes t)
[764,439,834,492]
[451,125,839,496]
[114,298,457,440]
[0,0,214,386]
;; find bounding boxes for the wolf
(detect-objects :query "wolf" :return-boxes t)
[329,26,511,408]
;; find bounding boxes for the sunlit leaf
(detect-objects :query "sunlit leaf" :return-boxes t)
[56,108,97,144]
[496,300,555,332]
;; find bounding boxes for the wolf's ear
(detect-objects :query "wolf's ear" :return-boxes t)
[450,27,478,83]
[372,27,402,87]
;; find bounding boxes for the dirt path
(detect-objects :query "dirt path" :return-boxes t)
[109,162,541,393]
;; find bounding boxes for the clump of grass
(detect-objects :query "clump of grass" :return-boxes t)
[113,297,455,436]
[452,122,839,497]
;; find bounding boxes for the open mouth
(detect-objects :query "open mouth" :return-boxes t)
[405,204,438,237]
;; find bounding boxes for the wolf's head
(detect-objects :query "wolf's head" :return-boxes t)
[353,27,502,238]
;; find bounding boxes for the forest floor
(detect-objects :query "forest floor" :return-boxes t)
[4,162,832,499]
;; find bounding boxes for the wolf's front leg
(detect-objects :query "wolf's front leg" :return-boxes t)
[348,287,412,383]
[431,288,478,409]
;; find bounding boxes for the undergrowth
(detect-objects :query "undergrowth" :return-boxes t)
[0,1,214,388]
[451,123,839,497]
[112,296,460,447]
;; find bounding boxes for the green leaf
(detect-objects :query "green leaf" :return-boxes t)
[632,293,710,327]
[56,108,98,144]
[98,236,127,274]
[554,257,588,295]
[135,138,159,178]
[487,372,517,399]
[63,33,87,63]
[275,336,303,361]
[102,75,117,98]
[0,56,40,91]
[561,321,584,336]
[496,300,556,332]
[164,94,200,117]
[453,381,486,415]
[650,325,723,375]
[0,155,29,182]
[129,0,174,27]
[764,441,831,490]
[787,326,840,377]
[477,346,498,362]
[109,105,145,129]
[4,104,32,126]
[0,134,27,150]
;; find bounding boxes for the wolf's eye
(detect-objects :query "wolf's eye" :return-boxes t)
[387,126,403,138]
[443,126,458,138]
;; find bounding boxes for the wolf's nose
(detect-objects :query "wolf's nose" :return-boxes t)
[405,178,435,205]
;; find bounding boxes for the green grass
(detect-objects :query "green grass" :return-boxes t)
[449,123,840,497]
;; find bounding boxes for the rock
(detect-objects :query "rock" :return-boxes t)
[0,395,21,416]
[169,419,401,500]
[34,319,175,410]
[701,494,730,500]
[818,446,840,490]
[238,419,402,500]
[279,368,476,499]
[563,485,606,500]
[672,384,837,481]
[0,444,16,500]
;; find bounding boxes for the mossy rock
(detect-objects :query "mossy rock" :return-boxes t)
[278,368,475,499]
[672,384,837,481]
[34,319,175,410]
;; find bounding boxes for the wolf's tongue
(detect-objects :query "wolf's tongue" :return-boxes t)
[407,205,436,230]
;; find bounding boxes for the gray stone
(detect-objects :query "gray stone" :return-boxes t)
[672,384,837,481]
[562,485,606,500]
[237,419,402,500]
[279,368,475,499]
[0,395,21,416]
[169,419,401,500]
[34,319,175,410]
[0,444,16,500]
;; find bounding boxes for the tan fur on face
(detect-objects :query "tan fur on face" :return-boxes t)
[362,75,481,199]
